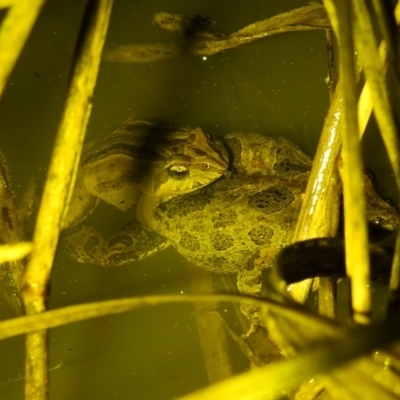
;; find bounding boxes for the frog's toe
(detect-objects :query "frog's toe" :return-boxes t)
[61,225,106,265]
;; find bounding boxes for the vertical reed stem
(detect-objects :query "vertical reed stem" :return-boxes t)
[21,1,113,398]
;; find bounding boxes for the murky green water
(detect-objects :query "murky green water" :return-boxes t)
[0,1,397,399]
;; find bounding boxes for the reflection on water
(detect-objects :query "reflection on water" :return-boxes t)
[0,0,396,399]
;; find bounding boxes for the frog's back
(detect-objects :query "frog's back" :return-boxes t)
[156,132,312,273]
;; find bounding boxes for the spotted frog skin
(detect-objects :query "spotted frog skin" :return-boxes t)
[153,133,315,297]
[62,130,400,308]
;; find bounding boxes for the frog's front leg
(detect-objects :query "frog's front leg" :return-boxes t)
[61,220,169,266]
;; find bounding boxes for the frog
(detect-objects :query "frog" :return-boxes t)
[62,130,313,266]
[62,127,400,324]
[63,119,229,235]
[153,132,315,299]
[148,134,400,299]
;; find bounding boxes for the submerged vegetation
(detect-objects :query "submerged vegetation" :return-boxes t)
[1,0,400,399]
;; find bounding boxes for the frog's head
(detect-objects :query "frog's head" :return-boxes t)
[80,121,229,211]
[149,126,229,200]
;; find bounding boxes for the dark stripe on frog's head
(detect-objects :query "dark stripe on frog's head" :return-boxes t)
[84,122,228,174]
[84,122,197,165]
[84,142,165,165]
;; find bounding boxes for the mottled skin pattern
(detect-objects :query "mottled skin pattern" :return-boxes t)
[62,120,229,263]
[63,132,314,317]
[154,133,313,297]
[63,130,400,326]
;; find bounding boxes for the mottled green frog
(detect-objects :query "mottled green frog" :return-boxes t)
[62,122,400,317]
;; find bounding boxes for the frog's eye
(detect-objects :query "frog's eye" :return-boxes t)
[372,217,384,225]
[168,164,190,180]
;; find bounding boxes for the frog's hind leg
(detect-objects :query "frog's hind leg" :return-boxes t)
[61,221,169,266]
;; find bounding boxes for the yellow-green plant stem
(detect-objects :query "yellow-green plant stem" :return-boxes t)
[0,242,32,263]
[336,0,370,324]
[1,292,400,399]
[21,1,113,398]
[188,266,233,383]
[0,0,45,100]
[0,294,308,340]
[289,75,342,304]
[0,1,18,8]
[103,5,330,63]
[177,315,400,400]
[291,0,399,310]
[353,0,400,191]
[389,233,400,310]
